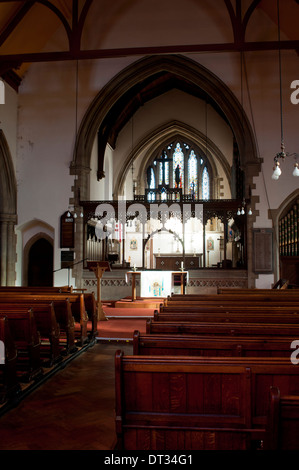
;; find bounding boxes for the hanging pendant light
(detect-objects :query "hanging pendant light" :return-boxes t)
[272,0,298,179]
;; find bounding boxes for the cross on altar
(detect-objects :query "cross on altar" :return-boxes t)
[87,261,111,321]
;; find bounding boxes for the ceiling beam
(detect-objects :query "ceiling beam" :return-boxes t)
[0,39,298,66]
[0,1,36,47]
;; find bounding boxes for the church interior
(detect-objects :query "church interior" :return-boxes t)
[0,0,299,452]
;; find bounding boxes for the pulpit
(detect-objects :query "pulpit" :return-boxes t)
[87,261,111,321]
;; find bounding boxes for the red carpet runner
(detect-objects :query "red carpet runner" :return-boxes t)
[95,299,155,342]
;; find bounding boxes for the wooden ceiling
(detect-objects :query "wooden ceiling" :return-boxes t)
[0,0,298,90]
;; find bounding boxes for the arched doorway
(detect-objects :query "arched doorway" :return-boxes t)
[144,227,184,269]
[28,238,53,287]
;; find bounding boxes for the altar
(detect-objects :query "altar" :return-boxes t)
[126,270,188,301]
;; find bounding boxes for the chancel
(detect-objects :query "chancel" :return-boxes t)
[0,0,298,452]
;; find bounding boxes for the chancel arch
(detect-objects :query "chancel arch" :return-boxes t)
[72,54,261,288]
[72,54,260,201]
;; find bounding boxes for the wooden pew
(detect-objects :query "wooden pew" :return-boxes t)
[160,304,299,314]
[0,317,21,403]
[146,318,299,337]
[0,289,98,339]
[115,352,299,450]
[0,292,91,346]
[0,311,43,383]
[154,310,299,324]
[217,288,299,294]
[167,288,299,300]
[164,299,299,308]
[0,303,62,366]
[61,293,89,345]
[0,295,85,351]
[166,293,299,304]
[0,286,72,293]
[132,330,294,358]
[0,297,77,354]
[30,304,63,364]
[264,386,299,450]
[76,292,98,339]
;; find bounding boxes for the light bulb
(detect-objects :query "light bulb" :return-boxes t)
[293,163,299,177]
[273,162,281,176]
[248,208,252,215]
[237,209,241,216]
[272,171,279,180]
[241,207,245,215]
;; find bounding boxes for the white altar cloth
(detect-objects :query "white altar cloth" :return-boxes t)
[140,270,173,297]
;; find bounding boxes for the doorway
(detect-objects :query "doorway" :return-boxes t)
[28,238,53,286]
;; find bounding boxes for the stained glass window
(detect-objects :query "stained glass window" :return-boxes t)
[159,158,169,185]
[159,161,163,185]
[173,142,184,189]
[188,150,198,198]
[160,187,167,201]
[164,161,169,185]
[148,140,211,200]
[202,166,210,199]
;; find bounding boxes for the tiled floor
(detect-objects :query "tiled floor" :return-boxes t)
[0,341,133,450]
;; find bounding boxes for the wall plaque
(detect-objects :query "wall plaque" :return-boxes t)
[253,228,273,273]
[60,211,75,248]
[61,250,74,269]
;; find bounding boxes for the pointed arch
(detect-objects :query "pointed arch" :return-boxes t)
[71,54,260,202]
[0,130,17,285]
[115,120,229,199]
[71,54,261,289]
[271,189,299,284]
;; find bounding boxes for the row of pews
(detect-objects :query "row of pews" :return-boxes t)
[115,287,299,451]
[0,286,98,409]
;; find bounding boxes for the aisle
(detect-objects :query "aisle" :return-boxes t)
[97,299,155,341]
[0,342,132,450]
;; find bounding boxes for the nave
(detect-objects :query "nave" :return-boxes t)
[0,341,132,451]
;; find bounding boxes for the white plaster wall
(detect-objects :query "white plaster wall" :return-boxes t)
[81,0,233,51]
[112,90,234,199]
[0,81,18,169]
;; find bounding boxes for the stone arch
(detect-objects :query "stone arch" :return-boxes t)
[71,54,261,287]
[0,130,17,285]
[113,120,231,200]
[270,189,299,283]
[71,54,261,202]
[23,231,54,287]
[17,219,55,286]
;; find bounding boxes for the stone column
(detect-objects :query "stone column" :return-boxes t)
[0,214,17,286]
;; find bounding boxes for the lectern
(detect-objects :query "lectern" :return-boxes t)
[87,261,111,321]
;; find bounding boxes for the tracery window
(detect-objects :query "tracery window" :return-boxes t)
[188,150,198,199]
[173,142,184,190]
[149,167,155,189]
[147,139,212,200]
[202,166,210,200]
